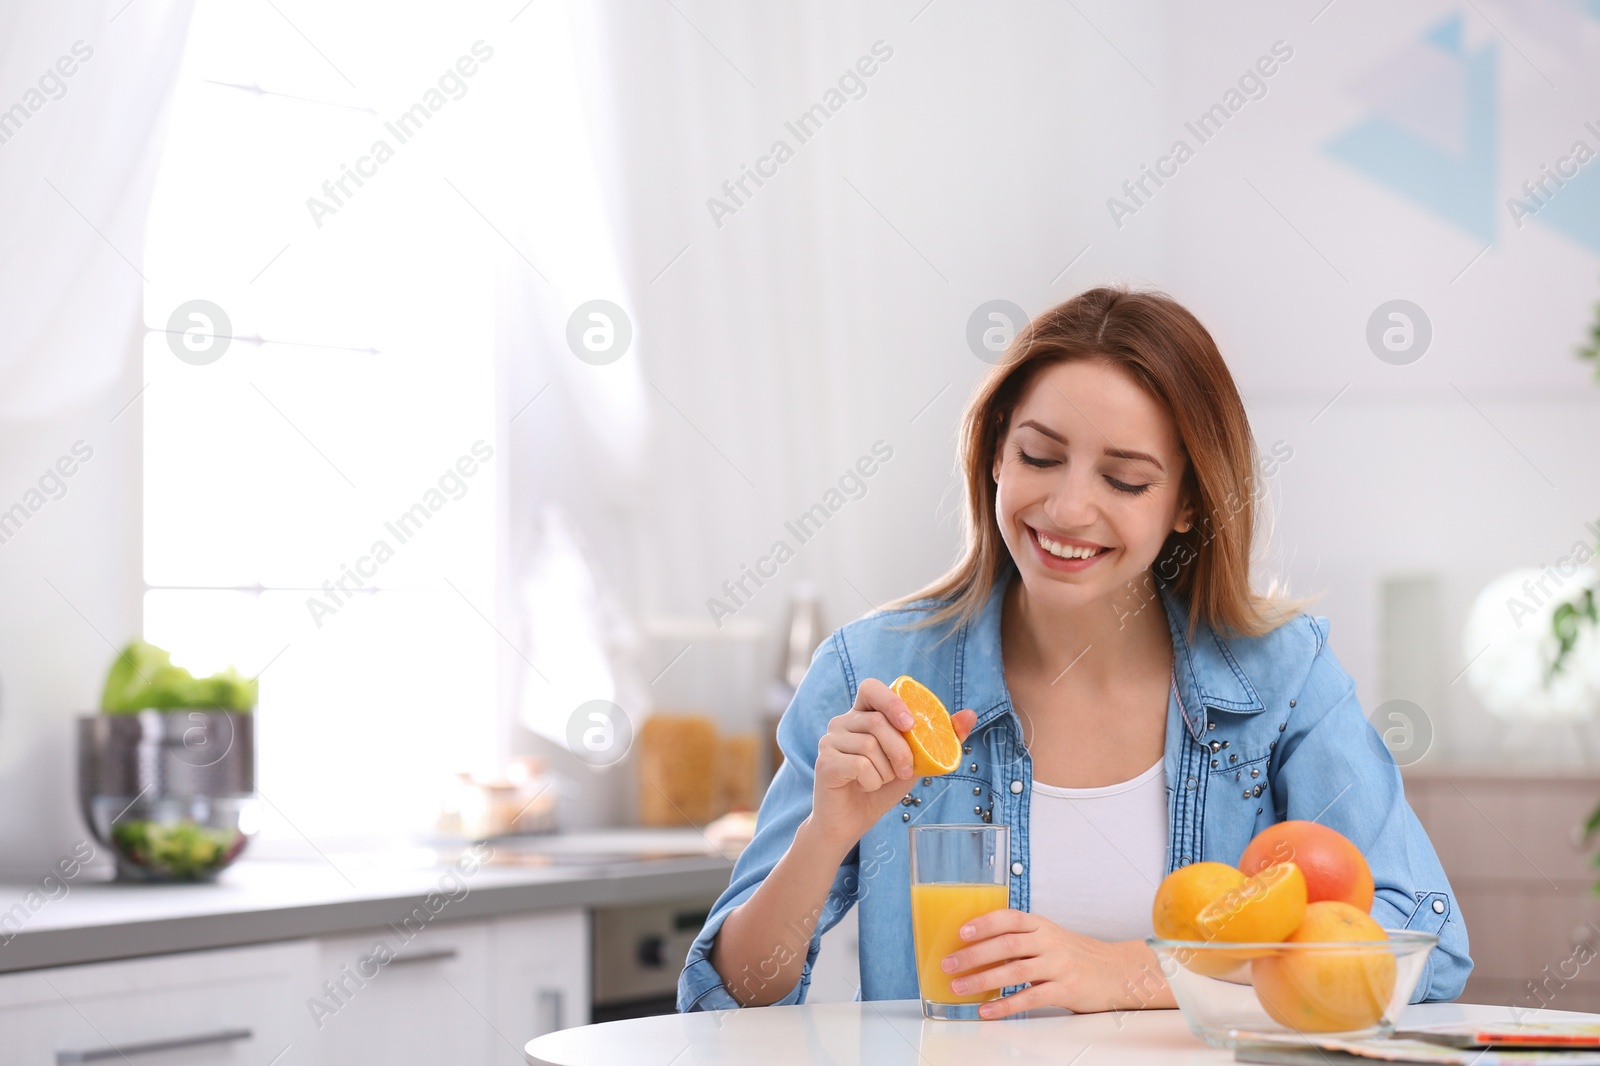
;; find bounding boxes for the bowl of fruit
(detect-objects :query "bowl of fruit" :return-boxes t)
[1147,822,1437,1048]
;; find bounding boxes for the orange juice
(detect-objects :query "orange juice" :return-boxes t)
[910,882,1009,1004]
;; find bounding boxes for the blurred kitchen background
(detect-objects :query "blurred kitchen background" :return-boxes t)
[1,0,1600,1059]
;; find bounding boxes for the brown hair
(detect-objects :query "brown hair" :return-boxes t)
[888,285,1314,644]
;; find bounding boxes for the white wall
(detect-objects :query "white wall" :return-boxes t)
[585,0,1171,744]
[0,376,143,876]
[588,0,1600,770]
[1161,0,1600,762]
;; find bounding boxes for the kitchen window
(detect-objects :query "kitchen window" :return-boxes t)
[139,1,508,842]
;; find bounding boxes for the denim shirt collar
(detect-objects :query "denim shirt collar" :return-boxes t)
[957,565,1266,743]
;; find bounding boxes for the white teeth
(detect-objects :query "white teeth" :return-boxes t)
[1036,531,1104,559]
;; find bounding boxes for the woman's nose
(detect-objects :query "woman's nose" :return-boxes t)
[1044,465,1098,526]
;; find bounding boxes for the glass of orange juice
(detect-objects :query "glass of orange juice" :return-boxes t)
[909,824,1010,1020]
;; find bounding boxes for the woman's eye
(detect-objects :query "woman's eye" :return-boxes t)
[1107,477,1151,496]
[1017,449,1056,469]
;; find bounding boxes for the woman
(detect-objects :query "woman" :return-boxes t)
[677,286,1471,1018]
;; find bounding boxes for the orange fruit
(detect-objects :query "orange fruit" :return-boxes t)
[1240,822,1374,912]
[890,675,961,776]
[1153,862,1247,941]
[1251,901,1396,1033]
[1153,862,1251,978]
[1194,861,1308,944]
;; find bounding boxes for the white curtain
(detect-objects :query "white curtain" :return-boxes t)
[552,2,1165,732]
[485,1,650,782]
[0,0,195,417]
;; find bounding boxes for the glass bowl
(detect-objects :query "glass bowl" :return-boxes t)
[1146,931,1438,1048]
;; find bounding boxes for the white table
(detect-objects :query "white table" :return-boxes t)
[524,1000,1600,1065]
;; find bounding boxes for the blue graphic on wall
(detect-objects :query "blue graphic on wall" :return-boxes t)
[1527,163,1600,253]
[1325,13,1498,243]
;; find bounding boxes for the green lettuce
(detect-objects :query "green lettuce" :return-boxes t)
[101,640,257,714]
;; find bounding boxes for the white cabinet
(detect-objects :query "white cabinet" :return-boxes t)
[486,910,589,1055]
[0,940,316,1066]
[309,909,588,1065]
[312,919,493,1066]
[0,909,590,1066]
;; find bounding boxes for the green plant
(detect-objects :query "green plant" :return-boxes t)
[101,640,256,714]
[1569,277,1600,886]
[1553,276,1600,681]
[1550,587,1599,684]
[1580,274,1600,373]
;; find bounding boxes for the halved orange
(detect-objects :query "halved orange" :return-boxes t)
[890,675,962,776]
[1164,861,1308,979]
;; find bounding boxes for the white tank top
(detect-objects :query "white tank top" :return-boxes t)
[1027,759,1168,942]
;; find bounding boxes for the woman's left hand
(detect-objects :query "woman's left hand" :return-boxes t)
[940,909,1175,1018]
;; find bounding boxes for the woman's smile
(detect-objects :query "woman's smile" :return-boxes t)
[1028,525,1114,572]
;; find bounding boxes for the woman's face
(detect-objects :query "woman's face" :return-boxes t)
[991,358,1194,615]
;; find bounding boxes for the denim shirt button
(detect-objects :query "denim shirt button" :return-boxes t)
[1432,898,1446,914]
[1009,780,1023,794]
[1186,777,1197,790]
[1010,861,1024,876]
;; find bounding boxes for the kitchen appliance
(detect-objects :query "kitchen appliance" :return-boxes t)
[590,896,719,1022]
[77,710,258,881]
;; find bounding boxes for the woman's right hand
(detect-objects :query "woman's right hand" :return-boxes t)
[807,677,977,854]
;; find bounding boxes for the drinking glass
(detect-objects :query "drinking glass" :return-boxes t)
[909,824,1010,1020]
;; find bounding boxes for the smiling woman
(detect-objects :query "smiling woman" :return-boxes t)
[679,285,1472,1020]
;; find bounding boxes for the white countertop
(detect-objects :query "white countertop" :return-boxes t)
[524,1000,1600,1066]
[0,830,735,973]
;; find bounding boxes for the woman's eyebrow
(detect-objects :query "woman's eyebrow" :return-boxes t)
[1015,419,1165,472]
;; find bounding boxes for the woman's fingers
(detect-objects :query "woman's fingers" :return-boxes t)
[852,709,914,780]
[819,747,893,792]
[951,708,978,741]
[830,730,898,789]
[975,982,1049,1020]
[948,957,1037,996]
[822,682,976,795]
[855,677,914,730]
[943,929,1031,975]
[837,678,916,779]
[940,909,1034,974]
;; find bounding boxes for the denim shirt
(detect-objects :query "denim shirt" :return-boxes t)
[677,566,1472,1011]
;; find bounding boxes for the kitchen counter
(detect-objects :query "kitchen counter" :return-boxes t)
[0,830,735,974]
